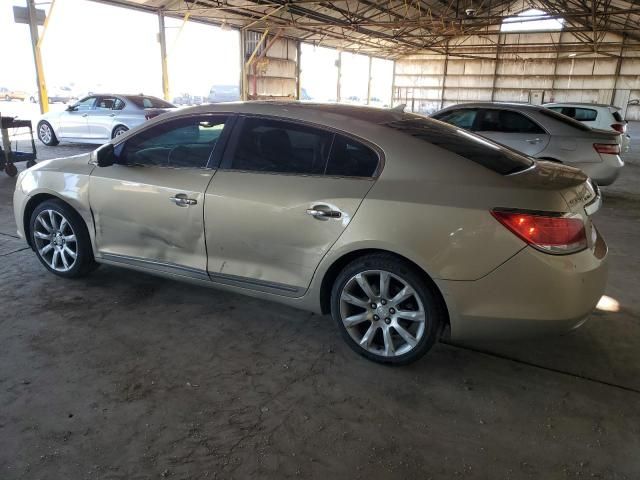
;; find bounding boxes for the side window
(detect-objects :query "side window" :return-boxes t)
[74,96,97,111]
[573,108,597,121]
[434,109,478,130]
[229,117,332,174]
[477,109,545,134]
[119,116,227,168]
[113,98,125,110]
[96,97,117,110]
[325,135,379,177]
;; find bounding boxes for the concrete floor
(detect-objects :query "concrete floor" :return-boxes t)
[1,111,640,479]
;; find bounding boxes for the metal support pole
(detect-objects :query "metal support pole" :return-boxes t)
[440,41,449,110]
[336,51,342,102]
[611,35,626,106]
[158,11,170,101]
[296,41,302,100]
[240,31,247,101]
[27,0,49,113]
[490,34,501,102]
[390,60,396,107]
[366,56,372,105]
[550,32,561,103]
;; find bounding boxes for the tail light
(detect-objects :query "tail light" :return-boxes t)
[491,210,587,254]
[593,143,620,155]
[611,123,625,134]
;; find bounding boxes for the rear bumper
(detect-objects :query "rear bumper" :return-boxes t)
[577,154,623,186]
[439,228,608,342]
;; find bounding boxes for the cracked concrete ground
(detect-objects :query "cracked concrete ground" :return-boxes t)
[1,112,639,479]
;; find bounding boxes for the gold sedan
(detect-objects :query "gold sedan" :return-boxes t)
[13,102,608,364]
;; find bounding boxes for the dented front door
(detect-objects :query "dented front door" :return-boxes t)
[89,165,213,275]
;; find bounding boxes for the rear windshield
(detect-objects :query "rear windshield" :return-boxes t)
[548,106,597,121]
[538,108,592,131]
[386,116,534,175]
[125,95,175,109]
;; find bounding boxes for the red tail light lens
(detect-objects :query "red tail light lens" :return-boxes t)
[611,123,625,134]
[594,143,620,155]
[491,210,587,254]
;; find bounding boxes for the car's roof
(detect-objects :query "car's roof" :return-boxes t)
[438,102,543,111]
[543,102,618,109]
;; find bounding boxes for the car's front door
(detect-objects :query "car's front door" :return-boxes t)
[89,114,230,277]
[58,96,96,139]
[203,116,379,296]
[474,108,550,156]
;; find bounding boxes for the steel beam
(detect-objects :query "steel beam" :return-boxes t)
[27,0,49,113]
[158,11,170,101]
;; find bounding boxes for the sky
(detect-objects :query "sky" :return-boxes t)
[0,0,392,104]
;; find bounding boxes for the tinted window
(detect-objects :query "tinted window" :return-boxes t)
[96,97,117,110]
[612,111,623,122]
[386,117,533,175]
[229,117,332,174]
[126,95,175,109]
[120,116,226,168]
[477,109,545,134]
[539,108,591,131]
[74,96,96,111]
[325,135,378,177]
[550,106,597,121]
[113,98,125,110]
[433,109,478,130]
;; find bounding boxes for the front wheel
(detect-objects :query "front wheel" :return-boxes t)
[30,199,97,278]
[112,125,128,138]
[331,254,444,365]
[37,121,59,146]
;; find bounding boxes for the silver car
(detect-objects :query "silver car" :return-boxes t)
[37,94,176,146]
[14,102,607,365]
[432,102,624,185]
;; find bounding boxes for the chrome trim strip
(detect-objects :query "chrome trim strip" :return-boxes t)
[209,271,301,295]
[100,253,210,281]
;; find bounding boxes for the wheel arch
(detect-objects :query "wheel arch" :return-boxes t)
[111,124,128,138]
[23,193,88,249]
[318,248,450,330]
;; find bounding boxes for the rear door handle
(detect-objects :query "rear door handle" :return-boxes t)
[306,205,342,220]
[169,194,197,207]
[526,138,542,144]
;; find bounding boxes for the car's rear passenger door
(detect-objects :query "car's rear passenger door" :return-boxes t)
[474,108,550,156]
[203,116,379,296]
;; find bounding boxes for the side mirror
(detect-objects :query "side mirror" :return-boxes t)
[96,144,115,167]
[66,105,77,111]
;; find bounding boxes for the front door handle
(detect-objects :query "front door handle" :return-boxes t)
[306,205,342,220]
[526,138,542,144]
[169,194,197,207]
[109,113,116,117]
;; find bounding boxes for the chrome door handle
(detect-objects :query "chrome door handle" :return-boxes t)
[169,194,197,207]
[109,113,116,117]
[82,113,88,117]
[526,138,541,144]
[306,206,342,219]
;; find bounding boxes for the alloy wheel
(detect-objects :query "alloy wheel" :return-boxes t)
[39,123,52,144]
[339,270,426,357]
[33,209,78,272]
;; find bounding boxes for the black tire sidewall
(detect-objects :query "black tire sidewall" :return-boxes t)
[330,254,443,365]
[38,121,58,146]
[112,126,128,138]
[29,199,95,278]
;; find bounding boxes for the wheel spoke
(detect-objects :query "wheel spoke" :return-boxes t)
[343,312,369,328]
[355,273,377,301]
[59,218,68,233]
[394,324,418,347]
[60,249,70,269]
[359,324,377,348]
[34,231,50,240]
[63,234,76,243]
[39,244,53,255]
[341,292,369,308]
[390,286,414,305]
[37,215,52,232]
[396,310,425,322]
[63,245,77,259]
[51,250,60,269]
[383,327,395,356]
[48,210,58,230]
[379,271,390,299]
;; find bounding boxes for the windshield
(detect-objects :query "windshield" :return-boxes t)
[126,95,175,109]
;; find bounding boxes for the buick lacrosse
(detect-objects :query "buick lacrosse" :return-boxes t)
[14,102,607,364]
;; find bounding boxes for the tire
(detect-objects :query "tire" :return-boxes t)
[37,121,59,146]
[29,199,97,278]
[112,125,128,138]
[330,254,444,365]
[5,163,18,177]
[30,96,36,103]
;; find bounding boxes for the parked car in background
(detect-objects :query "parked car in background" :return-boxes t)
[37,94,176,146]
[207,85,240,103]
[15,102,607,365]
[544,103,630,153]
[3,89,36,103]
[173,93,205,106]
[432,102,624,185]
[46,86,79,104]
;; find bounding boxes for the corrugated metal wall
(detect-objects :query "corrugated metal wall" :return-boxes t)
[393,32,640,120]
[244,31,298,100]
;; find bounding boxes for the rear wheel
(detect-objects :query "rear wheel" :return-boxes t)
[30,199,97,278]
[38,121,59,146]
[330,254,444,365]
[112,125,128,138]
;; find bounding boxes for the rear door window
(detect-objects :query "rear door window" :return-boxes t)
[477,109,545,134]
[228,117,332,174]
[325,135,379,177]
[432,109,478,130]
[549,106,597,121]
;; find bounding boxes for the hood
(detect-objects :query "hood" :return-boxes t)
[29,152,94,174]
